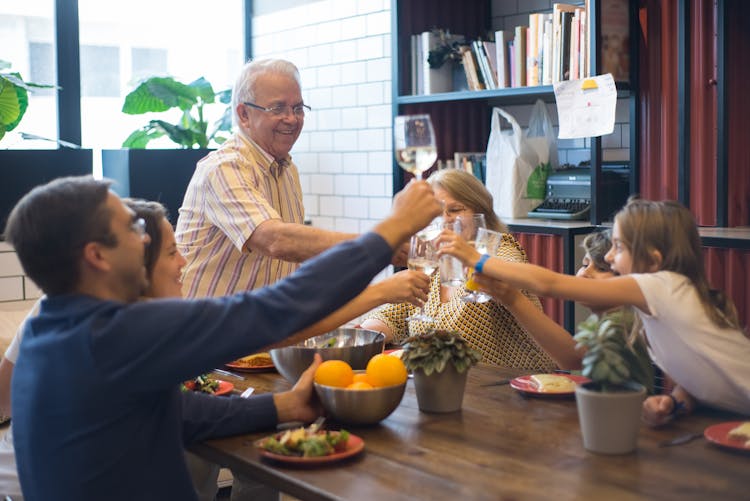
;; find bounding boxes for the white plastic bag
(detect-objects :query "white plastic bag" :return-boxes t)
[525,99,558,199]
[485,107,542,218]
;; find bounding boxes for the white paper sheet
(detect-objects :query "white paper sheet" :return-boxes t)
[553,73,617,139]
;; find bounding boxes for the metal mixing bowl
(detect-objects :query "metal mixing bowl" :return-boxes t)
[269,328,385,383]
[314,371,406,425]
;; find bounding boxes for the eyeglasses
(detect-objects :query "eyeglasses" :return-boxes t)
[243,102,310,118]
[131,218,147,239]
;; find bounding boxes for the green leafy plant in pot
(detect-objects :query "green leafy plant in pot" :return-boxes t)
[0,59,56,143]
[121,76,232,149]
[401,329,481,413]
[573,309,654,454]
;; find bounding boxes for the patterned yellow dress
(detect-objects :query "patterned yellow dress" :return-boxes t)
[366,233,557,371]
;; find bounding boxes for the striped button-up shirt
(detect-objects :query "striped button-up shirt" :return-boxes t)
[175,133,304,298]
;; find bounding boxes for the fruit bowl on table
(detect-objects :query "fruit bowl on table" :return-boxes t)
[270,328,385,383]
[314,370,406,426]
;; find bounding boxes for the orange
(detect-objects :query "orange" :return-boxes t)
[366,353,408,387]
[346,381,374,390]
[352,373,372,385]
[314,360,354,388]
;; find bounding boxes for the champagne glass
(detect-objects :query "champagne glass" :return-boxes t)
[406,233,439,323]
[464,227,504,304]
[394,114,437,180]
[456,214,486,303]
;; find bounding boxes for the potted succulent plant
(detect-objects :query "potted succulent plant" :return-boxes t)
[101,76,232,225]
[401,329,481,413]
[573,309,654,454]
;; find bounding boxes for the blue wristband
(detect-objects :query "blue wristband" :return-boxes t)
[474,254,490,274]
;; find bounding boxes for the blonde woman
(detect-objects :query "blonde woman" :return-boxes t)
[362,169,556,371]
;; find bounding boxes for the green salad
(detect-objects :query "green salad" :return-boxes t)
[259,425,350,457]
[181,374,219,394]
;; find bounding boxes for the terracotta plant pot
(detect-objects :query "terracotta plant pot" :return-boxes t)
[412,363,469,413]
[575,381,646,454]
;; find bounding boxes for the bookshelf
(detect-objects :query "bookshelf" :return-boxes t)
[390,0,638,331]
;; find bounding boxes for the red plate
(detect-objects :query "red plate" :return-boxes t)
[256,433,365,465]
[510,374,590,397]
[183,379,234,396]
[704,422,750,452]
[224,361,276,373]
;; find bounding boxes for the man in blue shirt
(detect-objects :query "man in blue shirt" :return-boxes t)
[4,175,440,501]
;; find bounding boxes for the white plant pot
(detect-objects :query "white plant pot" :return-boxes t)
[575,382,646,455]
[413,363,469,413]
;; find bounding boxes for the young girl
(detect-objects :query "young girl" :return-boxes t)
[439,197,750,423]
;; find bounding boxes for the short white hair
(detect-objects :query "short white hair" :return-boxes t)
[231,58,301,126]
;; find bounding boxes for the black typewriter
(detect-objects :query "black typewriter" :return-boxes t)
[528,166,629,221]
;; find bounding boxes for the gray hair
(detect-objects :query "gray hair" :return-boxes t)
[231,58,301,126]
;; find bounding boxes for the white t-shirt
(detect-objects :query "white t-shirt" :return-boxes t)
[633,271,750,415]
[0,299,40,500]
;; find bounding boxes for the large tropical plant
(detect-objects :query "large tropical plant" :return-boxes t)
[121,76,232,149]
[0,59,56,143]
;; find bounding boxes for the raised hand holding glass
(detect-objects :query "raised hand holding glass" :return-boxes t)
[464,227,504,304]
[406,233,439,323]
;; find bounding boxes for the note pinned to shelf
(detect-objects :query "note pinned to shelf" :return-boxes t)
[553,73,617,139]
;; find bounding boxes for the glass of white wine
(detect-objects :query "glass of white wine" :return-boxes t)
[394,114,437,180]
[406,233,438,323]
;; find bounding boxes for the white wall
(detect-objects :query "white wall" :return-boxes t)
[251,0,394,234]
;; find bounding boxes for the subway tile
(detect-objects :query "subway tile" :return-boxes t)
[335,217,361,233]
[317,65,342,86]
[357,82,385,105]
[319,152,344,174]
[333,84,358,107]
[357,0,386,15]
[601,124,622,149]
[308,44,334,67]
[23,278,43,300]
[366,104,391,128]
[0,253,23,277]
[359,175,388,196]
[310,216,335,231]
[342,152,369,173]
[308,131,334,152]
[342,197,369,218]
[358,128,386,151]
[316,108,342,130]
[366,11,390,36]
[319,195,344,216]
[339,61,368,85]
[331,40,358,64]
[339,15,367,41]
[366,58,391,82]
[293,132,311,152]
[333,130,359,152]
[315,21,343,45]
[300,67,318,90]
[368,197,392,219]
[308,87,333,110]
[341,107,367,129]
[310,174,335,195]
[292,152,319,174]
[330,0,359,19]
[367,151,393,174]
[357,36,385,60]
[0,277,24,302]
[334,174,360,195]
[302,193,318,215]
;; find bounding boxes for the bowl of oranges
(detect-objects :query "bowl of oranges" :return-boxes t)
[270,328,385,383]
[313,354,408,425]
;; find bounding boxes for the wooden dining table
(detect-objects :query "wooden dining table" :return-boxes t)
[192,364,748,500]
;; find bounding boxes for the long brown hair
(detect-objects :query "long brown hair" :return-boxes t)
[427,169,506,232]
[614,197,741,331]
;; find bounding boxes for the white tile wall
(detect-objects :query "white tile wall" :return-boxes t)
[0,242,40,303]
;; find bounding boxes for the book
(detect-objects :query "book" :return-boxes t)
[541,15,553,85]
[483,41,498,87]
[460,45,484,91]
[514,25,527,87]
[569,9,581,80]
[494,30,514,88]
[552,3,579,82]
[526,13,540,86]
[473,40,495,89]
[601,0,630,81]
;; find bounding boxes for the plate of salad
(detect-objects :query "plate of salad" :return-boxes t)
[182,375,234,396]
[255,424,364,464]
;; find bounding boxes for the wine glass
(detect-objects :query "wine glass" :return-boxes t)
[394,114,437,180]
[456,214,486,303]
[406,233,439,323]
[464,227,504,304]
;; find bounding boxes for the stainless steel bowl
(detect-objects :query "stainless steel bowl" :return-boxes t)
[314,371,406,425]
[269,328,385,383]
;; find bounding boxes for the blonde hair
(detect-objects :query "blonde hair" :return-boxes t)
[427,169,506,232]
[615,197,741,331]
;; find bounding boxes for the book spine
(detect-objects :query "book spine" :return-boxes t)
[514,25,527,87]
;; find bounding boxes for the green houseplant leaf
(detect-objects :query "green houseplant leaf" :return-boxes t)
[574,310,654,393]
[0,60,56,143]
[121,75,230,149]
